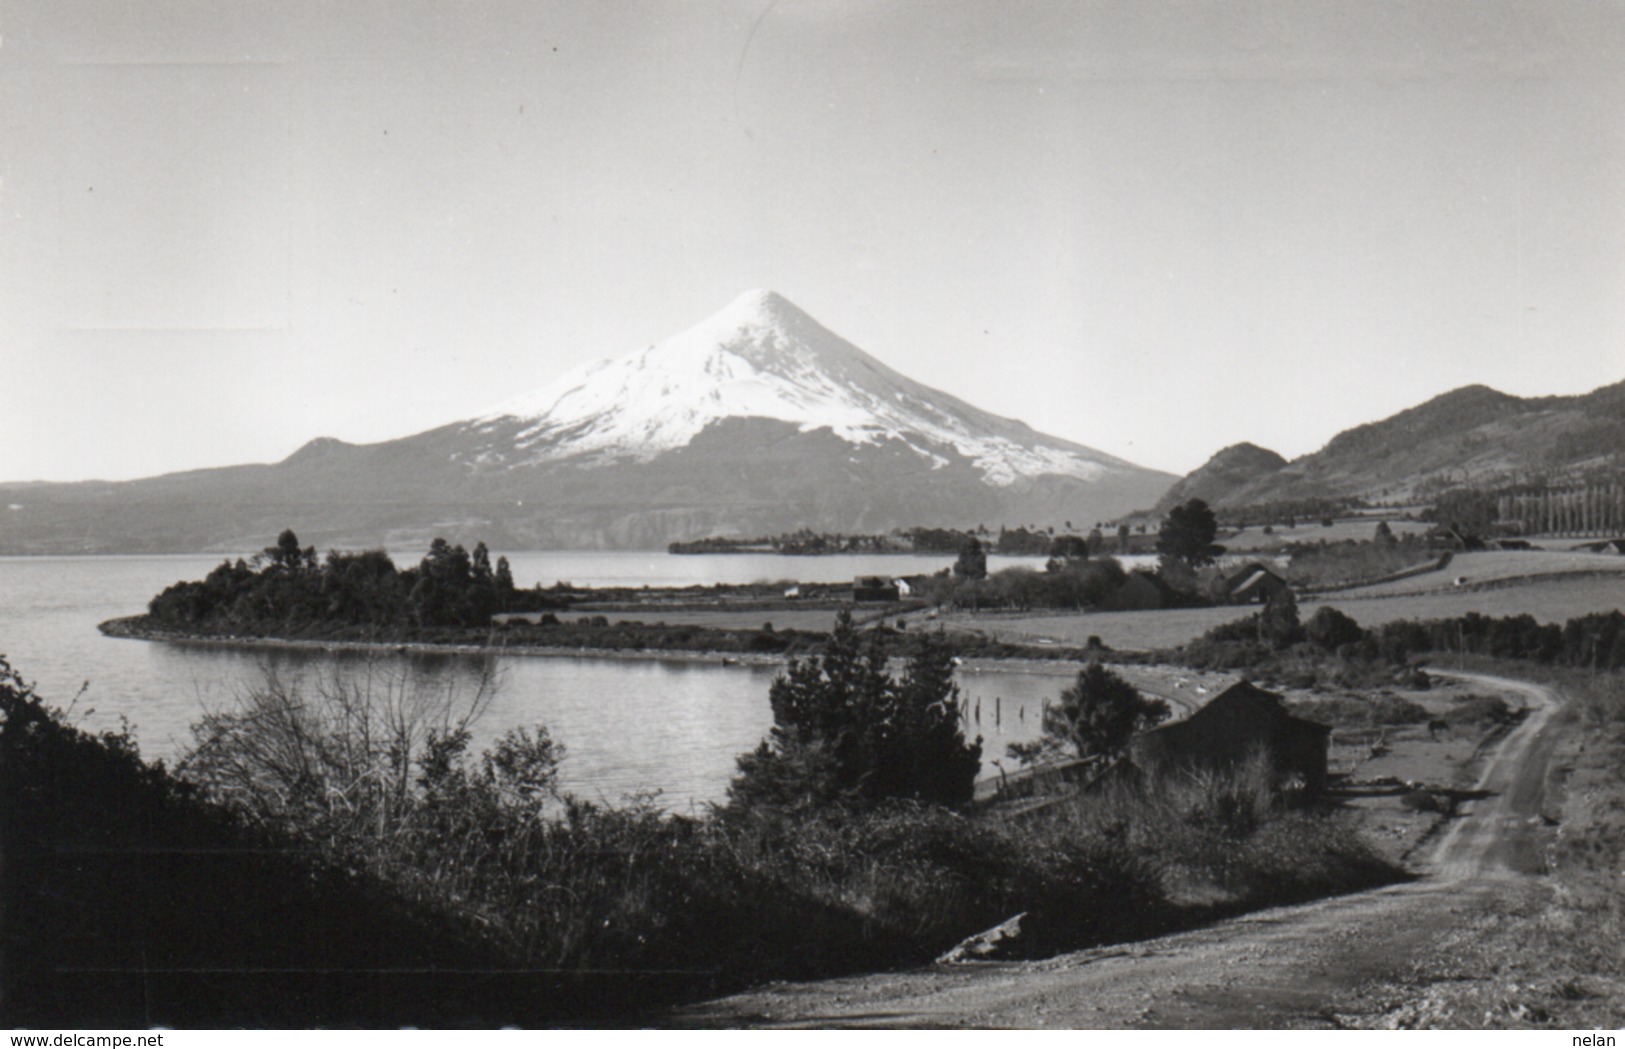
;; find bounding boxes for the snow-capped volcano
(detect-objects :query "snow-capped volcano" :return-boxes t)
[472,289,1138,486]
[0,291,1177,553]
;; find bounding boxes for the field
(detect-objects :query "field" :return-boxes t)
[1332,548,1625,596]
[945,570,1625,652]
[520,548,1625,654]
[1222,516,1432,552]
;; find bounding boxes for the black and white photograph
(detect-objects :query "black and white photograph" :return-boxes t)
[2,0,1623,1032]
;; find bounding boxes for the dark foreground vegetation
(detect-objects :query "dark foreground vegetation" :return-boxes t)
[1,620,1406,1027]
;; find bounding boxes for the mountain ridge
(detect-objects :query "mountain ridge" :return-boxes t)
[1155,378,1625,513]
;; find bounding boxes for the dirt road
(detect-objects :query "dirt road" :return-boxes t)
[675,672,1562,1029]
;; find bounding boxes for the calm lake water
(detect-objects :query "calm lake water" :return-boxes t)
[0,552,1077,809]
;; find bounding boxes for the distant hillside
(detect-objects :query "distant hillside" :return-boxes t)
[1150,379,1625,514]
[1152,443,1288,515]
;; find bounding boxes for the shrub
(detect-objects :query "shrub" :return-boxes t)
[1305,606,1364,651]
[1288,692,1429,729]
[1400,789,1454,814]
[1010,663,1169,766]
[1446,693,1515,727]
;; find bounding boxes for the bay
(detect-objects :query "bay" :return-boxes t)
[0,551,1085,808]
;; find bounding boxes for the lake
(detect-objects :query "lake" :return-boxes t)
[0,551,1081,809]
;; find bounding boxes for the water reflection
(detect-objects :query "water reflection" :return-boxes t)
[138,643,1060,810]
[1,554,1065,808]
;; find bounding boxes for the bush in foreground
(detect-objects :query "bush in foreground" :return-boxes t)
[729,611,982,812]
[2,649,1411,1025]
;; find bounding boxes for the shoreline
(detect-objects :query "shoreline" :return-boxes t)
[97,616,1101,675]
[99,616,793,667]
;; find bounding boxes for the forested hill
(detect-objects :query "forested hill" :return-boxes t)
[1151,378,1625,512]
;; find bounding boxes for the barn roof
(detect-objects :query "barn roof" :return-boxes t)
[1150,680,1328,741]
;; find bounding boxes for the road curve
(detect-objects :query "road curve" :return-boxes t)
[1427,672,1560,881]
[675,672,1563,1029]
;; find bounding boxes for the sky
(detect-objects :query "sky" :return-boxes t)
[3,0,1624,483]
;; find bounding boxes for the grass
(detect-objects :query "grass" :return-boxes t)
[945,606,1259,652]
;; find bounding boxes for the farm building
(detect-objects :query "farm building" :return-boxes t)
[852,576,900,603]
[1128,681,1329,793]
[1218,563,1291,605]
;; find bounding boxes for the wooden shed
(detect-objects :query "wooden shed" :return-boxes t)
[1128,681,1329,793]
[1221,563,1292,605]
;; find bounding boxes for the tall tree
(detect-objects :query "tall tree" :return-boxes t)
[953,536,988,579]
[1259,589,1304,649]
[1156,499,1223,566]
[870,632,982,805]
[264,528,315,573]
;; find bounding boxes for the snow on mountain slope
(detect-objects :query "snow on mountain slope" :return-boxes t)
[474,289,1134,486]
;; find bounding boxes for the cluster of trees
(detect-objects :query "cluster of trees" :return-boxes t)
[1495,482,1625,538]
[729,611,982,811]
[989,526,1060,556]
[669,524,1125,558]
[1216,498,1359,530]
[1178,596,1625,679]
[147,530,544,633]
[913,501,1249,613]
[1361,609,1625,671]
[1427,488,1500,539]
[1187,592,1358,655]
[669,531,907,555]
[917,526,1099,559]
[925,556,1129,611]
[729,613,1187,811]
